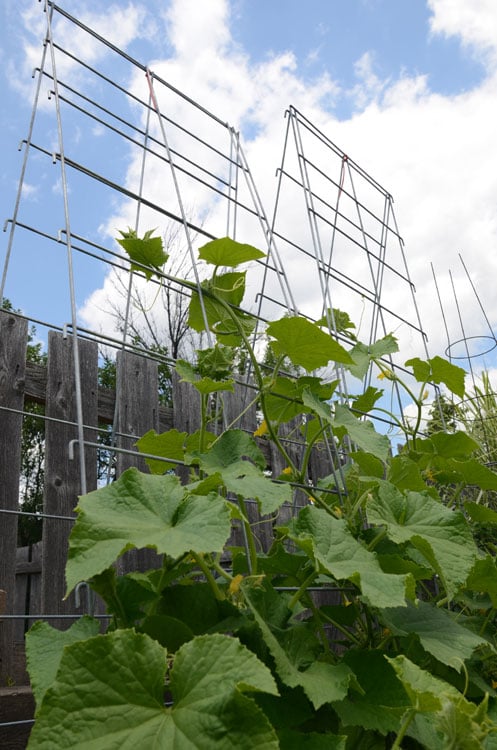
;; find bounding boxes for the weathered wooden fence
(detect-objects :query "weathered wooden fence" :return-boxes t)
[0,308,337,688]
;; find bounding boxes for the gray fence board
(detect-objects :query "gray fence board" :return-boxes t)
[0,311,28,682]
[41,332,98,626]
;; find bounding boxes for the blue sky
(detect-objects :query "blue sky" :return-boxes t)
[1,0,497,391]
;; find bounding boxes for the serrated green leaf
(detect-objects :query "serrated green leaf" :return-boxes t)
[197,344,235,379]
[387,654,450,711]
[334,405,390,461]
[66,468,231,595]
[265,376,309,423]
[117,228,168,280]
[28,631,279,749]
[347,335,398,380]
[316,308,356,336]
[90,567,159,627]
[157,582,245,636]
[387,454,426,491]
[465,557,497,608]
[445,458,497,490]
[138,615,194,651]
[289,506,412,608]
[243,582,354,709]
[193,376,235,394]
[195,429,266,471]
[389,657,494,750]
[382,601,490,669]
[221,461,292,514]
[405,357,431,382]
[264,376,336,425]
[350,451,385,478]
[188,272,246,333]
[367,483,478,598]
[300,393,390,462]
[429,431,480,458]
[333,650,410,734]
[351,386,384,414]
[198,237,266,267]
[465,502,497,525]
[175,357,198,383]
[136,429,187,473]
[26,617,100,709]
[267,317,354,371]
[405,356,466,398]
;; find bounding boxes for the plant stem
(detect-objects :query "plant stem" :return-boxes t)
[210,558,234,582]
[367,527,387,552]
[288,570,316,609]
[391,709,416,749]
[192,552,225,601]
[241,498,259,575]
[319,609,363,646]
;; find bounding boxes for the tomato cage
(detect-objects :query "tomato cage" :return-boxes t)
[0,2,431,737]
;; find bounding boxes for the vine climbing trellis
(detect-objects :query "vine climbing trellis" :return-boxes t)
[1,0,431,727]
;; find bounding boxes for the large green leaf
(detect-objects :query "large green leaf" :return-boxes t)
[300,391,390,461]
[334,404,390,461]
[26,617,100,709]
[333,650,411,734]
[157,582,246,635]
[28,631,279,749]
[194,429,266,471]
[221,461,292,514]
[351,386,384,414]
[387,654,447,710]
[316,308,356,335]
[389,656,494,750]
[267,317,354,371]
[264,376,310,423]
[264,376,336,425]
[445,459,497,490]
[136,429,187,473]
[289,506,413,608]
[66,468,232,595]
[428,431,480,458]
[242,583,354,710]
[187,272,247,334]
[347,334,398,380]
[405,356,466,398]
[465,502,497,525]
[198,237,266,267]
[367,483,479,598]
[381,601,491,669]
[117,228,168,280]
[387,454,426,491]
[465,557,497,607]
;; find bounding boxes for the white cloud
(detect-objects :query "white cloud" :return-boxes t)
[21,182,38,200]
[10,1,148,103]
[36,0,493,375]
[428,0,497,63]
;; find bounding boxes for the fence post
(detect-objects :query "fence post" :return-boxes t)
[0,310,28,682]
[41,332,98,626]
[115,349,160,573]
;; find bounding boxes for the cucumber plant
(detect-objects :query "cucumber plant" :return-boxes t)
[26,234,497,749]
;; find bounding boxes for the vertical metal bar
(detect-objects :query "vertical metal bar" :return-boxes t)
[145,68,213,346]
[44,1,87,495]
